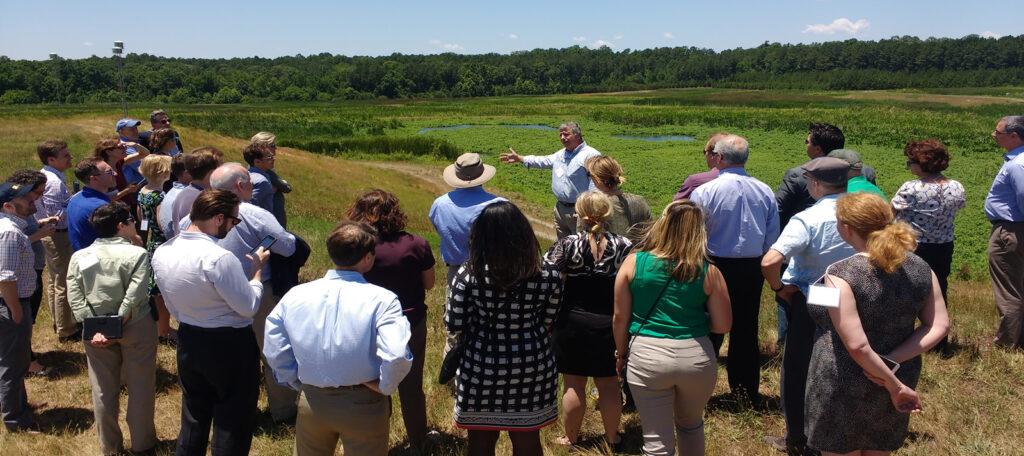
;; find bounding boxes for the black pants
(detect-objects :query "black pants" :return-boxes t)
[175,323,260,456]
[708,256,764,399]
[780,291,813,446]
[915,242,953,349]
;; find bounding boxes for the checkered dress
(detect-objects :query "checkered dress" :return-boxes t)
[445,263,562,430]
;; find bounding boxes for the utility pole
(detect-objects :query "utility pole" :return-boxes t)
[49,52,63,116]
[112,41,127,117]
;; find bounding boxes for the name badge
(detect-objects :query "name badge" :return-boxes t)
[807,284,840,308]
[140,219,149,231]
[78,252,100,271]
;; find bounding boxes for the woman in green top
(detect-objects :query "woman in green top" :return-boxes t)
[613,199,731,456]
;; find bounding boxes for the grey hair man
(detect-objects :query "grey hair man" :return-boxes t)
[500,121,601,238]
[986,115,1024,348]
[137,109,183,152]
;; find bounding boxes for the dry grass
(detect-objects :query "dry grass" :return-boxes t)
[1,115,1022,455]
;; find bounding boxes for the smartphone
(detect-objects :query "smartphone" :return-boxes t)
[73,181,81,193]
[249,235,277,256]
[880,356,900,374]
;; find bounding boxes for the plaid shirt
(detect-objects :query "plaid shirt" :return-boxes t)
[0,212,36,298]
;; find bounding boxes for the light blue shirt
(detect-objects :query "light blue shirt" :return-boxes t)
[119,137,143,184]
[182,202,296,279]
[36,165,71,229]
[429,187,506,265]
[770,194,855,295]
[984,145,1024,222]
[521,141,601,203]
[151,231,263,328]
[263,269,413,394]
[248,166,275,214]
[158,182,187,238]
[691,167,780,258]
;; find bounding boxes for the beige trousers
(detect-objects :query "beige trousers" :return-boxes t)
[41,231,76,337]
[554,201,578,240]
[251,281,300,420]
[990,221,1024,348]
[294,384,391,456]
[83,317,158,455]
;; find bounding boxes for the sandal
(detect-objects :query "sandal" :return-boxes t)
[554,435,577,446]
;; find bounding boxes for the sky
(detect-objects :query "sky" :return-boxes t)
[1,1,1016,60]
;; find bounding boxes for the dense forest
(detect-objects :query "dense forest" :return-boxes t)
[2,34,1023,104]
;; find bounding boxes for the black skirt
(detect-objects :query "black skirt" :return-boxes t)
[553,308,616,377]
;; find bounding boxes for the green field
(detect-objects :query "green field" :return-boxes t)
[0,88,1021,455]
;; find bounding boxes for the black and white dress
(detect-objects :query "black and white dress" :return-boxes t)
[543,231,632,377]
[445,263,562,430]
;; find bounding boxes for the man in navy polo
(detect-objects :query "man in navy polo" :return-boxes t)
[67,158,117,251]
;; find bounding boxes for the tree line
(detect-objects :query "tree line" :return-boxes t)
[1,34,1022,105]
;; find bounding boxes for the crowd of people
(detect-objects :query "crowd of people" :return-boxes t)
[0,113,1021,456]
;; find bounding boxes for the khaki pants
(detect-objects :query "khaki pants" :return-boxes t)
[295,385,391,456]
[554,202,578,240]
[626,335,717,456]
[251,281,299,420]
[41,231,76,337]
[990,221,1024,348]
[83,317,158,454]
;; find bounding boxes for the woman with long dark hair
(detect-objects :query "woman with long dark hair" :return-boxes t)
[447,201,562,456]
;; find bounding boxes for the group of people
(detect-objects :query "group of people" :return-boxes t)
[0,113,1020,456]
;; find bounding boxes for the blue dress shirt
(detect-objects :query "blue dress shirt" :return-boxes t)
[429,187,507,265]
[119,138,143,184]
[262,269,413,394]
[985,145,1024,222]
[67,187,111,251]
[248,167,275,214]
[770,194,856,296]
[521,142,601,203]
[691,167,780,258]
[36,165,71,229]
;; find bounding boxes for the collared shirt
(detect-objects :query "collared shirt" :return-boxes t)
[673,168,719,201]
[249,167,275,215]
[186,202,296,279]
[263,269,412,394]
[158,182,187,237]
[119,137,143,184]
[170,183,203,236]
[770,194,856,295]
[67,187,111,251]
[152,231,263,328]
[691,167,780,258]
[66,237,151,326]
[36,165,71,229]
[22,217,45,270]
[985,145,1024,222]
[0,213,36,298]
[521,141,601,203]
[847,175,885,199]
[429,186,507,265]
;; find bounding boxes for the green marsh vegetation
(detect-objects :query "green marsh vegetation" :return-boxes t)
[1,88,1022,455]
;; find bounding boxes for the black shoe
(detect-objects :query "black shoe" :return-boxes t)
[58,329,82,343]
[764,436,820,456]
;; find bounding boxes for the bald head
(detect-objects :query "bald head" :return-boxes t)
[713,134,750,166]
[210,163,252,201]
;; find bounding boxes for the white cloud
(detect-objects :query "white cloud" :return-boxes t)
[83,42,93,47]
[613,35,623,40]
[663,32,675,39]
[508,33,518,39]
[802,18,870,35]
[572,36,587,42]
[981,31,1002,39]
[428,39,441,45]
[593,39,614,48]
[442,43,464,51]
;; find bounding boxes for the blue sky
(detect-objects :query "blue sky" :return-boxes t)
[2,1,1014,60]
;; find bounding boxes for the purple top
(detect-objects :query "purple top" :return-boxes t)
[673,168,719,201]
[363,231,436,326]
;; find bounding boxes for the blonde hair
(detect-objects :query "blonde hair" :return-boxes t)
[836,192,918,273]
[138,154,172,181]
[585,156,624,190]
[636,200,708,282]
[575,191,612,235]
[250,131,276,145]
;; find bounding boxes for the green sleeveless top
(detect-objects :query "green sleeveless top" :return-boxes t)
[628,251,710,340]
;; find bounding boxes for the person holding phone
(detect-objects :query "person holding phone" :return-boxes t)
[803,192,949,455]
[66,202,156,454]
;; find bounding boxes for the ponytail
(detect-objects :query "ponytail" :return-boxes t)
[575,191,612,236]
[865,221,918,273]
[836,192,919,273]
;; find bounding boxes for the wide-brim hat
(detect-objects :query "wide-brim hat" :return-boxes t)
[443,153,496,188]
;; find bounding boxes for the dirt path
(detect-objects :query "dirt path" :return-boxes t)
[356,161,558,243]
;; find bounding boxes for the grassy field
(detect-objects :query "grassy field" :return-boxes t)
[0,89,1022,455]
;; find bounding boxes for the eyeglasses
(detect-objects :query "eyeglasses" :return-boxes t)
[226,214,243,226]
[93,169,115,177]
[805,138,811,145]
[125,216,135,224]
[994,130,1011,135]
[262,155,276,161]
[154,118,171,124]
[906,160,918,167]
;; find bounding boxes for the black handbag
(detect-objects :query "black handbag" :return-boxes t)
[82,300,123,341]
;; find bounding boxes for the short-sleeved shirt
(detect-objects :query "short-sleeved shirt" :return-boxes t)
[363,231,436,327]
[68,187,111,251]
[770,194,855,295]
[891,179,966,244]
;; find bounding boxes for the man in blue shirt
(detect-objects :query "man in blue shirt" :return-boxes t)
[242,143,276,215]
[761,157,855,455]
[263,220,412,456]
[116,118,147,185]
[691,134,780,404]
[500,121,601,239]
[67,158,117,252]
[986,115,1024,349]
